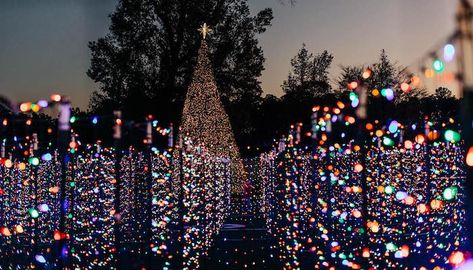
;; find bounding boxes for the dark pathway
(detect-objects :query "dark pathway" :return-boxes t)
[201,196,281,269]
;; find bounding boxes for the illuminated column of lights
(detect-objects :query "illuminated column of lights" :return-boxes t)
[326,145,364,269]
[424,141,466,268]
[301,146,331,269]
[267,145,310,270]
[172,138,231,270]
[364,144,412,269]
[150,148,174,269]
[35,155,61,266]
[70,145,115,268]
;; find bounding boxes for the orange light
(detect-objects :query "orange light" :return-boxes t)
[400,82,411,92]
[427,130,439,141]
[466,146,473,167]
[417,203,427,214]
[404,140,413,149]
[430,199,443,210]
[336,101,345,109]
[20,102,31,112]
[54,230,61,241]
[415,134,425,144]
[362,248,370,258]
[375,130,384,137]
[354,163,363,173]
[69,142,77,149]
[411,75,421,87]
[365,123,374,131]
[362,68,372,79]
[349,81,358,90]
[405,196,415,205]
[372,89,380,97]
[352,209,362,218]
[449,251,465,266]
[50,94,62,102]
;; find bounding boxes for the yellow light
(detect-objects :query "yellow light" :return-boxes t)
[425,68,435,78]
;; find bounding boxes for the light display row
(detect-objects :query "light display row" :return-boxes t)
[0,139,231,269]
[258,140,466,269]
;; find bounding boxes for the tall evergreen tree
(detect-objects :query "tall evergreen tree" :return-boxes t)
[178,36,245,194]
[87,0,273,147]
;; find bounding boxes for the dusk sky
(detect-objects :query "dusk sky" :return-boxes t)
[0,0,458,109]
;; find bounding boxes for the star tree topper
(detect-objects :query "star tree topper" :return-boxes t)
[198,23,212,40]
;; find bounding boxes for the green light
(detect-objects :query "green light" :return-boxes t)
[443,187,457,200]
[385,186,395,194]
[28,208,39,218]
[28,157,40,166]
[383,136,395,146]
[386,242,397,251]
[433,59,445,73]
[349,92,358,101]
[70,182,75,187]
[381,88,387,97]
[444,130,460,142]
[70,116,77,124]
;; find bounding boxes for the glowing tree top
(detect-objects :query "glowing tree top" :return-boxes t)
[178,24,245,194]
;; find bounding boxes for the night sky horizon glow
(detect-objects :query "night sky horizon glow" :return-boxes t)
[0,0,459,109]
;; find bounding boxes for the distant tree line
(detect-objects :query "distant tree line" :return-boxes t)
[0,0,461,158]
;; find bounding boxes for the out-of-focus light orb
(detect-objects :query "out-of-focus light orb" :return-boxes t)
[362,68,372,79]
[404,140,413,149]
[383,137,394,146]
[443,187,457,200]
[400,82,411,92]
[444,44,455,62]
[35,255,47,264]
[467,146,473,167]
[349,81,358,90]
[385,186,395,194]
[425,68,435,78]
[388,120,399,133]
[41,153,52,161]
[444,130,460,142]
[433,59,445,73]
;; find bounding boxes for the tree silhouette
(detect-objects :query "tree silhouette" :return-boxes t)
[87,0,273,149]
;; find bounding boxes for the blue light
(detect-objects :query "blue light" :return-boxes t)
[388,120,399,133]
[41,153,52,161]
[92,116,98,125]
[444,44,455,62]
[385,88,394,101]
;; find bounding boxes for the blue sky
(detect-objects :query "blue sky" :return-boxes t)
[0,0,458,109]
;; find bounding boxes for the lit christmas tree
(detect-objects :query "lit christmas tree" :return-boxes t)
[178,24,245,194]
